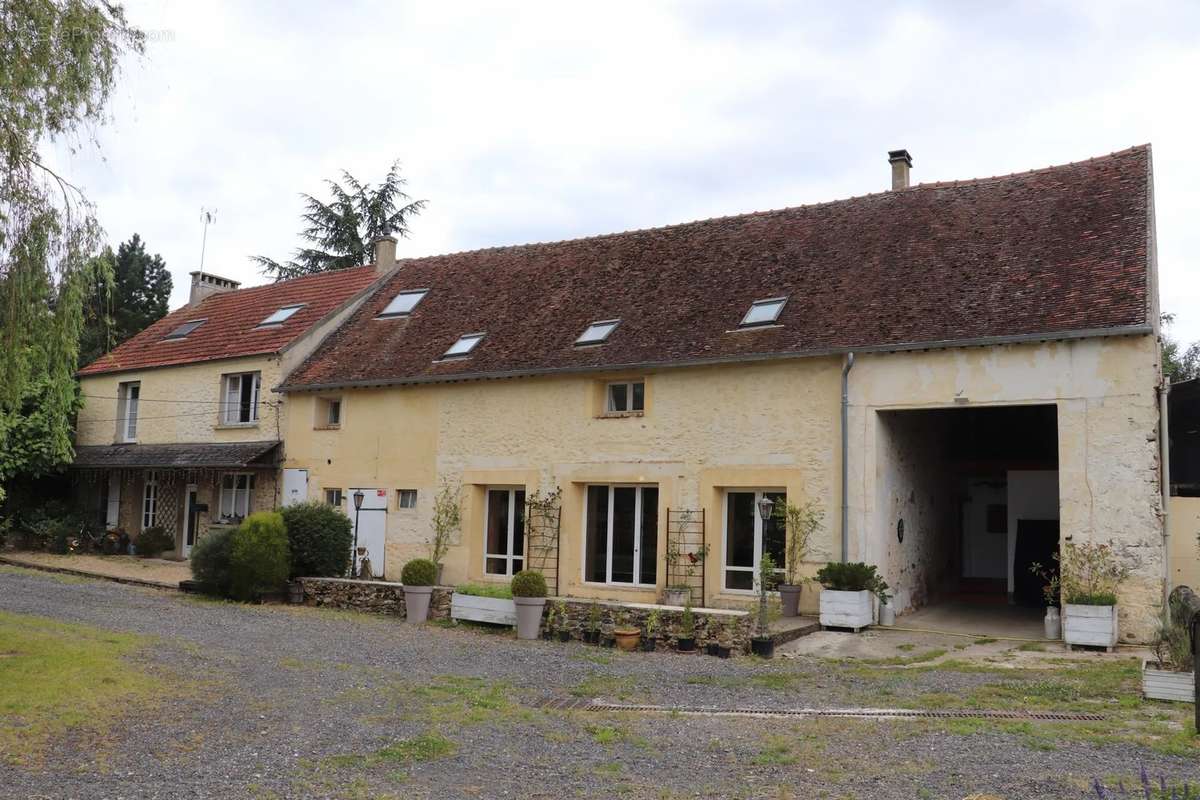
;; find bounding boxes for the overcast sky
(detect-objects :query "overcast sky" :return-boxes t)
[54,0,1200,341]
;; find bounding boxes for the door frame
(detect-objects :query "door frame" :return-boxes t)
[721,488,786,594]
[182,483,199,557]
[580,483,658,588]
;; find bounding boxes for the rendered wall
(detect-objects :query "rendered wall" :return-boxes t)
[1169,496,1200,592]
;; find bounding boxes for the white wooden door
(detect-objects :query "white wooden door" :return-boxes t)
[349,488,388,578]
[282,469,308,507]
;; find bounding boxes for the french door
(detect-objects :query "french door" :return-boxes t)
[484,487,526,576]
[585,485,658,586]
[723,490,786,591]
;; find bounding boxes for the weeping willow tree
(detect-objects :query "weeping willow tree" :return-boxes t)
[0,1,144,501]
[252,161,426,281]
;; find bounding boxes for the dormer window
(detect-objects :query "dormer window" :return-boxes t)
[257,304,304,327]
[164,319,206,340]
[441,333,484,360]
[377,290,428,318]
[739,297,787,328]
[575,319,620,346]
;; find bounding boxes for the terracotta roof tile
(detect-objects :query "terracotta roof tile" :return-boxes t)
[280,146,1154,390]
[78,265,380,376]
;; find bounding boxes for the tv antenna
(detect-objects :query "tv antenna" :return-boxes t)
[199,207,217,271]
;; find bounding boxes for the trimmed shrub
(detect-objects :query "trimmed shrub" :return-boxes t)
[280,501,352,578]
[229,512,290,601]
[401,558,437,586]
[190,527,235,597]
[815,561,890,604]
[510,569,547,598]
[135,526,174,558]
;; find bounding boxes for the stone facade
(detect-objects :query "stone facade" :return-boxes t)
[299,577,453,619]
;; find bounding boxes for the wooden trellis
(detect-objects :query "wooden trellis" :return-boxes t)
[666,508,707,606]
[523,488,562,597]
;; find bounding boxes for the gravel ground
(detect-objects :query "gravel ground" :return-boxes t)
[1,567,1197,800]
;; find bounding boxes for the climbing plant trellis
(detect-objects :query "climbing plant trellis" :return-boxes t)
[523,487,562,597]
[665,508,707,606]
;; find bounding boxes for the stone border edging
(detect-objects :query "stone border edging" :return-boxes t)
[0,554,181,592]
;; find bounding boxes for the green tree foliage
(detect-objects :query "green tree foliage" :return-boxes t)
[0,1,144,501]
[1161,313,1200,383]
[280,500,352,579]
[253,161,426,281]
[229,512,291,601]
[190,527,235,597]
[79,234,172,365]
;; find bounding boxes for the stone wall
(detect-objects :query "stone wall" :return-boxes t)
[296,577,754,652]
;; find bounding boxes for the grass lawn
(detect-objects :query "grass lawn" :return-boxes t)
[0,610,163,765]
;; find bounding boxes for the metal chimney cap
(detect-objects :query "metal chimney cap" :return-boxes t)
[887,149,912,166]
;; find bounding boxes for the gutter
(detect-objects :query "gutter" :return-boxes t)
[1160,376,1172,615]
[841,352,855,562]
[275,323,1154,394]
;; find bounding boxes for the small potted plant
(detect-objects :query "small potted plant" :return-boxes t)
[1056,541,1131,651]
[554,600,571,642]
[774,500,821,617]
[1029,560,1062,639]
[1143,589,1196,701]
[401,558,437,623]
[816,562,889,632]
[542,603,557,640]
[613,611,641,651]
[584,601,601,644]
[511,569,548,640]
[664,534,709,606]
[751,553,778,658]
[676,601,697,652]
[642,609,660,652]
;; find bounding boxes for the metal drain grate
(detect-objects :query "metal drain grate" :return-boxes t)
[531,698,1102,722]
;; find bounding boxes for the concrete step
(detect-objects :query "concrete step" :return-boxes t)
[769,616,821,645]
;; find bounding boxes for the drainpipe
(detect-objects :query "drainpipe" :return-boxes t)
[841,352,856,563]
[1160,379,1172,615]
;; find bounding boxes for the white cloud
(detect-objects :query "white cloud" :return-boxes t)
[49,0,1200,341]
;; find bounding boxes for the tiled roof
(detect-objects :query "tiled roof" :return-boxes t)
[72,441,281,469]
[77,266,381,376]
[281,146,1154,391]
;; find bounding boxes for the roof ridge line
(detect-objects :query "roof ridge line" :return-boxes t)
[392,145,1150,262]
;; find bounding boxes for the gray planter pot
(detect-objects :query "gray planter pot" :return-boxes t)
[1043,606,1061,640]
[404,585,434,624]
[779,584,802,617]
[662,588,690,607]
[513,596,547,640]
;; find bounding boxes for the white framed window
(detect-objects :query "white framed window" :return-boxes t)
[315,396,342,428]
[377,289,429,318]
[118,381,140,442]
[324,488,343,506]
[605,381,645,413]
[441,332,484,360]
[584,484,658,586]
[258,304,305,327]
[739,297,787,328]
[219,473,254,520]
[141,470,159,529]
[575,319,620,346]
[221,372,260,424]
[723,489,786,592]
[484,487,525,576]
[397,489,418,509]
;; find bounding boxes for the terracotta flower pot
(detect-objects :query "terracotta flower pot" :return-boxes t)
[614,629,641,651]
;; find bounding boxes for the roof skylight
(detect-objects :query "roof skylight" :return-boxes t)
[257,304,305,327]
[378,289,429,318]
[575,319,620,346]
[164,319,206,340]
[739,297,787,328]
[441,333,484,359]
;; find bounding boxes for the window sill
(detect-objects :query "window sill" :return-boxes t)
[597,411,644,419]
[314,424,341,431]
[215,422,260,430]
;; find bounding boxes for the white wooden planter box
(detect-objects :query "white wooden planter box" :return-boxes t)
[1062,604,1118,650]
[451,593,516,626]
[1142,659,1195,703]
[820,589,874,631]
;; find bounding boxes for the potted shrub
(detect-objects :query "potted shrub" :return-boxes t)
[642,609,660,652]
[774,500,821,617]
[676,602,697,652]
[664,534,708,606]
[1143,590,1195,702]
[613,612,641,651]
[401,558,438,623]
[554,600,571,642]
[750,553,778,657]
[451,582,517,625]
[1029,560,1062,639]
[541,602,557,640]
[511,569,548,640]
[427,478,462,584]
[816,562,889,631]
[1057,542,1131,651]
[583,601,602,644]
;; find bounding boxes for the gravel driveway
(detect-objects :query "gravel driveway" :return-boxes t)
[1,567,1196,800]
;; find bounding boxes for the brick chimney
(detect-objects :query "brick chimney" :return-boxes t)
[888,149,912,190]
[188,271,240,306]
[373,236,397,274]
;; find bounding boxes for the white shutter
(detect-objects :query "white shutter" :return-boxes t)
[105,473,121,529]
